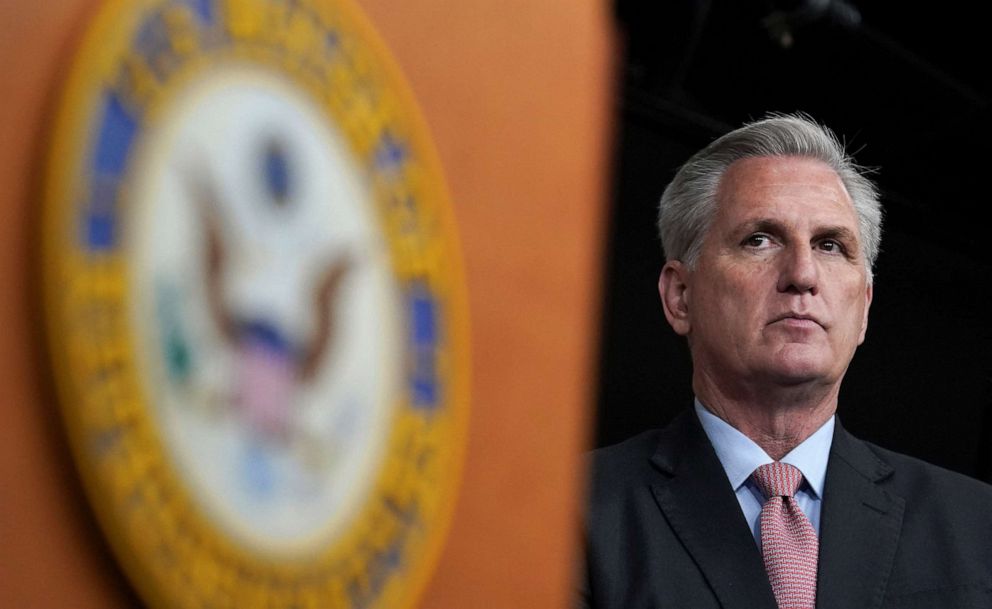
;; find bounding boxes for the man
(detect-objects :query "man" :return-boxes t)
[578,114,992,609]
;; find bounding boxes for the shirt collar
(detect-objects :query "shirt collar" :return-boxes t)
[694,399,834,499]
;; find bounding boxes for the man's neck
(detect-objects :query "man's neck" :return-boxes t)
[694,375,839,460]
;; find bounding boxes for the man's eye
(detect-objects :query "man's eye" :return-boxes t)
[818,239,845,254]
[743,234,771,248]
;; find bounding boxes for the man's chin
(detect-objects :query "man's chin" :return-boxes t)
[765,370,827,387]
[760,352,836,387]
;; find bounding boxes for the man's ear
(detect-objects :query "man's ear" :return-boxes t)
[858,281,873,345]
[659,260,691,336]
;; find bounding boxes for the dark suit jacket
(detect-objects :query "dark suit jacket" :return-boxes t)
[579,409,992,609]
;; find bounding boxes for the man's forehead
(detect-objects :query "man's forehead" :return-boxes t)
[721,156,845,189]
[716,156,856,219]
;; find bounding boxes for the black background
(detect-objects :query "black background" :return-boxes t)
[596,0,992,482]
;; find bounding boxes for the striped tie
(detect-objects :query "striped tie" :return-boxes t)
[752,462,818,609]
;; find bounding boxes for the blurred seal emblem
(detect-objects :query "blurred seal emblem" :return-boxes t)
[41,0,469,607]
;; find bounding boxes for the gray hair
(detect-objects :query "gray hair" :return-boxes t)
[657,113,883,282]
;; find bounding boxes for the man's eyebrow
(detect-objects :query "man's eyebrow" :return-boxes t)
[732,218,787,236]
[732,219,860,244]
[815,225,859,243]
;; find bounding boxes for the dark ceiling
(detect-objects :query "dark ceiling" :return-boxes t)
[614,0,990,263]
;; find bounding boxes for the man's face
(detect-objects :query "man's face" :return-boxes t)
[660,156,873,392]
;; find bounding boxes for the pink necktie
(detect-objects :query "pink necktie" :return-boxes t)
[752,462,819,609]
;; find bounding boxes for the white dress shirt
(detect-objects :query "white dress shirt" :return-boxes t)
[694,399,834,549]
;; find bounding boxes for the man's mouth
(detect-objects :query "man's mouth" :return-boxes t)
[771,313,825,329]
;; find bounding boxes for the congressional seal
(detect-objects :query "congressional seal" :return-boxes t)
[41,1,469,607]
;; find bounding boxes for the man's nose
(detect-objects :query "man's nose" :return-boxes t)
[777,245,819,295]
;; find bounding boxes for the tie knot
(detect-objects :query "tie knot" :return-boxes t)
[752,462,804,498]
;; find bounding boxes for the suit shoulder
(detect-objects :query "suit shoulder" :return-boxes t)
[585,430,665,492]
[850,440,992,589]
[862,440,992,504]
[591,429,664,460]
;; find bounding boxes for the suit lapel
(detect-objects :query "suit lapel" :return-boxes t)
[816,420,904,609]
[649,411,779,609]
